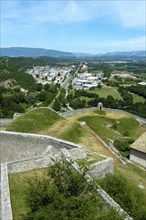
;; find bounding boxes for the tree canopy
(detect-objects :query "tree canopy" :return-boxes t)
[24,159,123,220]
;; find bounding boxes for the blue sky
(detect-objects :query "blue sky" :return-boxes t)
[1,0,146,54]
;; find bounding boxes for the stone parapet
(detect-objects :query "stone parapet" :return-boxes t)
[88,158,114,179]
[1,163,13,220]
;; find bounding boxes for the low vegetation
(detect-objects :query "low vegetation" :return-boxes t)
[6,108,64,133]
[59,122,88,143]
[9,159,123,220]
[78,114,145,158]
[89,87,122,100]
[7,108,146,220]
[98,174,146,220]
[77,152,103,166]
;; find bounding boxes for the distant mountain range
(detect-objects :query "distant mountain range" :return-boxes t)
[104,51,146,57]
[0,47,145,58]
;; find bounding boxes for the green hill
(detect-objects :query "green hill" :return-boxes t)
[0,59,36,89]
[6,108,64,133]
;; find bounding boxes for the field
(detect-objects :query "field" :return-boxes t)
[89,87,122,100]
[130,92,145,103]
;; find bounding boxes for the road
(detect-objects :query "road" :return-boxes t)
[49,65,80,108]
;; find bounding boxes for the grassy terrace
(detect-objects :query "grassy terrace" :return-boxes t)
[77,152,104,167]
[78,111,146,144]
[9,168,48,220]
[9,155,105,220]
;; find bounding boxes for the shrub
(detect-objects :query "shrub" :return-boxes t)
[99,174,146,220]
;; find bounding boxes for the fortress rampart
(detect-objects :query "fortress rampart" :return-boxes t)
[0,131,132,220]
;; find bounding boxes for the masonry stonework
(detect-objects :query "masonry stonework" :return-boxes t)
[0,131,132,220]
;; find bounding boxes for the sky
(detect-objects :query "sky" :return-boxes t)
[1,0,146,54]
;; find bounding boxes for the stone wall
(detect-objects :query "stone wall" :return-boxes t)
[0,131,82,164]
[1,163,13,220]
[0,119,13,128]
[130,149,146,168]
[7,145,62,174]
[97,186,133,220]
[0,131,132,220]
[88,158,114,179]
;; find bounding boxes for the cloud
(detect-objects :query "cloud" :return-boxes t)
[1,0,145,27]
[114,1,145,27]
[1,0,145,52]
[95,36,146,53]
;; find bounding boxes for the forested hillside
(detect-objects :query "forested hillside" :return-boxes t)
[0,58,36,89]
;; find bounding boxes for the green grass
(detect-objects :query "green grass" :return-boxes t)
[89,87,122,100]
[59,122,87,143]
[9,168,48,220]
[78,115,122,144]
[8,110,146,219]
[79,96,93,101]
[6,108,64,133]
[77,152,104,167]
[129,92,145,103]
[119,83,136,87]
[115,163,146,190]
[78,115,145,144]
[93,110,106,116]
[113,117,141,139]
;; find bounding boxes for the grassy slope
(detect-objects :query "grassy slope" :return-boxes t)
[78,114,145,144]
[130,92,145,103]
[8,110,146,219]
[0,69,36,90]
[89,87,122,100]
[6,108,64,133]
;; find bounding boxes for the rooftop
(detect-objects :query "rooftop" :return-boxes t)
[130,132,146,153]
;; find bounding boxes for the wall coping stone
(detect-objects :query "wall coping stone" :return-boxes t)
[1,163,13,220]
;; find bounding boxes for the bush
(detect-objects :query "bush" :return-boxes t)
[113,138,132,158]
[99,174,146,220]
[24,159,103,219]
[23,159,123,220]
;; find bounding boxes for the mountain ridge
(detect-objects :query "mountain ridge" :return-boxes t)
[0,47,145,58]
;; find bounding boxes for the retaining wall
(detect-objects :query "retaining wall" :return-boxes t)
[89,158,114,179]
[0,131,132,220]
[0,131,82,164]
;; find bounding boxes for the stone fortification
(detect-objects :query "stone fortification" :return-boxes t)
[0,131,82,164]
[89,158,114,179]
[0,131,132,220]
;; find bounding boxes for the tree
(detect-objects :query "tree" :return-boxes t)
[37,91,48,101]
[53,98,61,111]
[24,159,103,220]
